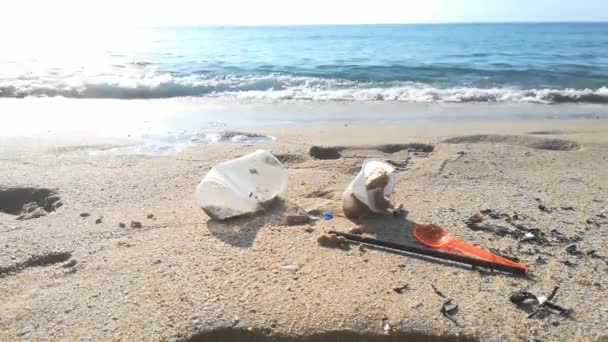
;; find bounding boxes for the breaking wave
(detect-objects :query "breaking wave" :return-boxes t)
[1,73,607,104]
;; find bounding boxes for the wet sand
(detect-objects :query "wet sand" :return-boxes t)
[1,119,608,341]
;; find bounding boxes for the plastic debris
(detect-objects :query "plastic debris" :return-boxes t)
[393,283,411,294]
[466,211,548,245]
[329,230,527,275]
[510,286,573,319]
[342,160,396,219]
[322,211,333,220]
[431,284,459,326]
[195,150,288,220]
[414,224,528,273]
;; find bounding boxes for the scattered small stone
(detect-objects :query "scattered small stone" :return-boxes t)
[153,259,162,265]
[130,221,143,228]
[381,317,393,334]
[317,234,349,250]
[538,204,552,213]
[286,215,312,226]
[283,264,300,273]
[303,226,315,233]
[80,212,91,218]
[118,222,126,228]
[349,227,364,235]
[116,241,133,248]
[358,244,366,253]
[95,218,102,224]
[561,206,575,211]
[147,214,155,219]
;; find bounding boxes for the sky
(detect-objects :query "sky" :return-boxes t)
[1,0,607,28]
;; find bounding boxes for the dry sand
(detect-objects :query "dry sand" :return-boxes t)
[1,120,607,341]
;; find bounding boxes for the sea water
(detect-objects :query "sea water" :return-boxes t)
[2,23,607,104]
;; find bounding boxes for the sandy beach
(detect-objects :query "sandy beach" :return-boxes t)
[1,113,607,341]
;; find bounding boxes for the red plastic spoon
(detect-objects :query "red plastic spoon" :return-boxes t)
[414,224,528,273]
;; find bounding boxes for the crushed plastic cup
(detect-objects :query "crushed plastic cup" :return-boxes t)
[195,150,288,220]
[342,160,396,219]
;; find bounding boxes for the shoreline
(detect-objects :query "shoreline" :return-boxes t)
[2,97,608,151]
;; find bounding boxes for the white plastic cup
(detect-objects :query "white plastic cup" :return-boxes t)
[195,150,288,220]
[342,160,396,219]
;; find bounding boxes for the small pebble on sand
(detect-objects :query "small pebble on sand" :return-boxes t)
[317,234,349,249]
[349,227,364,235]
[283,264,300,272]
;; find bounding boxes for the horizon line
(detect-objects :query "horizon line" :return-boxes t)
[149,20,608,28]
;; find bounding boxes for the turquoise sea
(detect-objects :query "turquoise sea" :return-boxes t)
[1,23,607,103]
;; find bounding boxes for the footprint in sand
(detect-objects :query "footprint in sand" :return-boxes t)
[444,134,580,151]
[308,143,435,160]
[0,187,63,220]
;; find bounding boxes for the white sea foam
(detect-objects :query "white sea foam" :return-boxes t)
[230,85,608,104]
[1,72,607,104]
